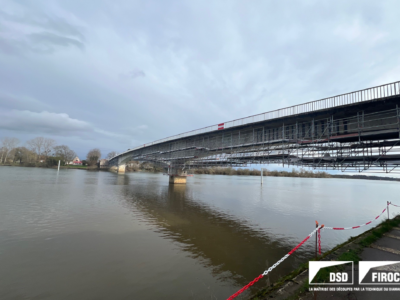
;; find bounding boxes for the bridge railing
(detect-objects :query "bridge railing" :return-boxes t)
[112,81,400,160]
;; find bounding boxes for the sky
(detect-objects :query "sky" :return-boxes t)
[1,0,400,160]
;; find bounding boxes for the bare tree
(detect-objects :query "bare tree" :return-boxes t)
[43,138,56,157]
[27,137,56,160]
[54,145,76,163]
[0,137,19,163]
[26,137,45,160]
[86,148,101,165]
[42,138,56,158]
[106,151,117,159]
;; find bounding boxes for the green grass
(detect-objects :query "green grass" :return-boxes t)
[250,216,400,299]
[311,219,400,285]
[359,217,400,247]
[337,248,360,262]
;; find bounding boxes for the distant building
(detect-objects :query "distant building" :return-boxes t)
[69,157,82,165]
[99,159,108,168]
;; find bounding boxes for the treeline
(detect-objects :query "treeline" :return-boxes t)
[0,137,77,167]
[126,161,164,172]
[332,174,400,182]
[191,167,332,178]
[123,162,332,178]
[0,136,118,168]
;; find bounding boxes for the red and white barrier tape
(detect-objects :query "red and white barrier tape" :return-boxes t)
[226,226,321,300]
[324,207,387,230]
[318,228,322,255]
[227,203,399,299]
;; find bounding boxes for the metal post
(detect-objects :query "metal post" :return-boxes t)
[58,160,60,171]
[261,168,263,185]
[312,118,314,141]
[315,221,318,259]
[314,221,319,300]
[388,201,390,220]
[397,105,399,138]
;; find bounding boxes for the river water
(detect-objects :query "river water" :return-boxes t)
[0,167,399,299]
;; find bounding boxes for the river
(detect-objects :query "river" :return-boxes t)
[0,166,399,299]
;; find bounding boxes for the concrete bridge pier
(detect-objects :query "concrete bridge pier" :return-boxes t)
[109,163,126,174]
[117,164,126,174]
[168,166,188,184]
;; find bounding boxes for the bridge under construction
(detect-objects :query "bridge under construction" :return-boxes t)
[109,81,400,183]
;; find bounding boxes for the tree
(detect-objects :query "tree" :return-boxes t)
[54,145,76,164]
[45,156,63,167]
[0,147,4,163]
[13,147,36,163]
[0,137,19,163]
[86,148,101,165]
[106,151,117,159]
[26,137,44,160]
[43,138,56,158]
[26,137,56,160]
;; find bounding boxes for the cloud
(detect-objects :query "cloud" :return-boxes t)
[28,32,84,53]
[0,9,85,41]
[0,92,50,111]
[0,110,93,135]
[126,124,148,134]
[1,0,400,162]
[119,70,146,80]
[94,128,129,139]
[0,5,85,55]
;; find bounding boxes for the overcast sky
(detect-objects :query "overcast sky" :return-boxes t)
[1,0,400,159]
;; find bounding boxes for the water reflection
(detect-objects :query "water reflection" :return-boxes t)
[118,175,303,288]
[116,174,130,186]
[2,168,399,300]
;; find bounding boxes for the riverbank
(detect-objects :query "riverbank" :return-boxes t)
[248,215,400,300]
[191,167,330,178]
[190,167,400,182]
[0,163,95,170]
[2,163,400,182]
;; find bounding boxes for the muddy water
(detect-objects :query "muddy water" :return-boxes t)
[0,167,398,299]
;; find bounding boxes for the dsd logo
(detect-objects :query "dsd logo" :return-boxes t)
[359,261,400,285]
[309,261,354,285]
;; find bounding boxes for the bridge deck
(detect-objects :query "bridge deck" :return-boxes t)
[110,81,400,173]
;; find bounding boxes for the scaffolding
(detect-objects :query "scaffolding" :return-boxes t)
[110,82,400,174]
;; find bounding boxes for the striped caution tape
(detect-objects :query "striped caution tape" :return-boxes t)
[318,227,322,255]
[226,226,321,300]
[227,203,399,299]
[324,207,387,230]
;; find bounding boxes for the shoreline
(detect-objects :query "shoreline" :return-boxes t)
[1,164,399,182]
[248,216,400,300]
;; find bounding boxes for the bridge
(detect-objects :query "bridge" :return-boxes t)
[109,81,400,183]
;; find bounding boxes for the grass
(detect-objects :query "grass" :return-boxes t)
[359,217,400,246]
[249,216,400,299]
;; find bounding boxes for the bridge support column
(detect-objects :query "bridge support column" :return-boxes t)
[117,164,126,174]
[168,167,188,184]
[169,175,187,184]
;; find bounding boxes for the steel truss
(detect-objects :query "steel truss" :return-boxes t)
[123,106,400,174]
